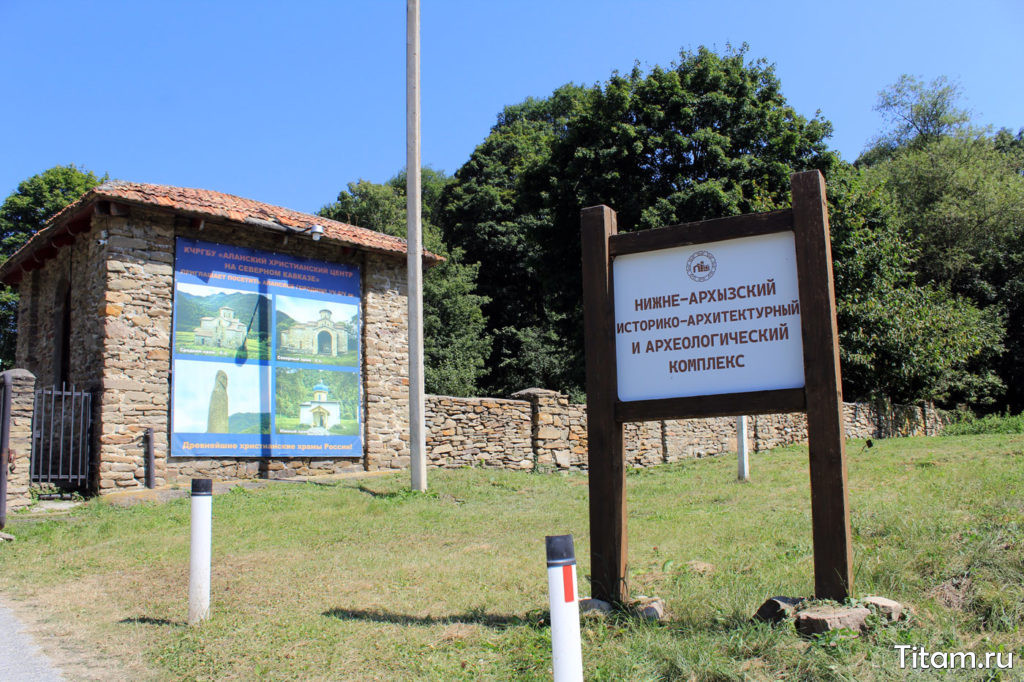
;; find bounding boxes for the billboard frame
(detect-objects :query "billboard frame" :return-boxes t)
[581,170,852,604]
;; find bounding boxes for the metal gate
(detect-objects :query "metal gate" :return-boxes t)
[31,385,92,487]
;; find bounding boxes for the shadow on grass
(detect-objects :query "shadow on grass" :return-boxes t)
[322,607,546,630]
[119,616,184,627]
[354,485,454,503]
[355,485,404,499]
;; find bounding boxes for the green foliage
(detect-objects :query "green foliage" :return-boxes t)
[859,75,971,164]
[442,45,835,396]
[319,169,489,396]
[826,163,1004,404]
[944,411,1024,435]
[0,165,105,369]
[859,75,1024,409]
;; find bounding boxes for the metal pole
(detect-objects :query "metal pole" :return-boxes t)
[545,534,584,681]
[189,478,212,625]
[407,0,427,492]
[145,427,155,489]
[737,415,749,481]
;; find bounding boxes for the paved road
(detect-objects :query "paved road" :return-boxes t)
[0,598,63,681]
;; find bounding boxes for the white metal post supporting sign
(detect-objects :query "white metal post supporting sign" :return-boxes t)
[612,232,805,402]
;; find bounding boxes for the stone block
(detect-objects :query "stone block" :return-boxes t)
[633,597,666,621]
[863,596,903,621]
[579,598,613,614]
[795,606,871,636]
[536,426,564,440]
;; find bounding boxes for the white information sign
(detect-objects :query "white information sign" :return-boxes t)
[613,231,805,402]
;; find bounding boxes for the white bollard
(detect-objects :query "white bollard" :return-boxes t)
[189,478,212,626]
[546,534,583,682]
[737,415,750,481]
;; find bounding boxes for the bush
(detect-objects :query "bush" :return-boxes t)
[944,412,1024,435]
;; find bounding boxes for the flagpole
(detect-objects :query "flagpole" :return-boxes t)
[407,0,427,491]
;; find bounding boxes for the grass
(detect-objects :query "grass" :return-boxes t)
[274,417,358,435]
[1,435,1022,680]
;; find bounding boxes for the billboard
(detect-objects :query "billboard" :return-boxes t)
[171,238,361,458]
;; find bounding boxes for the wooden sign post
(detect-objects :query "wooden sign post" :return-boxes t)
[581,170,852,604]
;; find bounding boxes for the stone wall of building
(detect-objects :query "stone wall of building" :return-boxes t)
[96,209,175,490]
[16,235,107,393]
[422,389,948,471]
[362,255,411,472]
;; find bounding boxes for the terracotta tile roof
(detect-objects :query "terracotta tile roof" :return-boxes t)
[0,181,441,284]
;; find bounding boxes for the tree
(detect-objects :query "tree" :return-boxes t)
[319,169,490,396]
[442,45,835,396]
[857,76,1024,409]
[858,75,971,165]
[826,163,1004,405]
[0,165,105,369]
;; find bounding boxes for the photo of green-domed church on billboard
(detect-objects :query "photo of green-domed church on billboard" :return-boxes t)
[274,367,359,435]
[275,296,358,366]
[173,283,271,361]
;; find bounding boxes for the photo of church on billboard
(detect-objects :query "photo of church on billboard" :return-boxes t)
[276,299,358,366]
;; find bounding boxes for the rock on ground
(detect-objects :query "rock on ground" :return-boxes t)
[579,598,613,614]
[863,596,904,621]
[752,596,804,623]
[631,596,666,621]
[795,606,871,636]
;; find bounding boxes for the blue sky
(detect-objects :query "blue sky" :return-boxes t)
[2,1,1021,217]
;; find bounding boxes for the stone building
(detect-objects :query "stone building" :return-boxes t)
[0,181,439,493]
[194,306,247,348]
[279,308,353,357]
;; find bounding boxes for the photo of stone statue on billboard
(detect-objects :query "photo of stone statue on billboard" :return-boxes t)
[274,367,359,436]
[173,283,271,361]
[172,359,271,434]
[275,296,358,367]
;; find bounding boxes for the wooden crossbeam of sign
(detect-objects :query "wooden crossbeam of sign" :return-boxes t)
[580,170,852,604]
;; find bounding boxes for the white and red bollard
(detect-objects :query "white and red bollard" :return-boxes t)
[546,534,584,682]
[189,478,212,626]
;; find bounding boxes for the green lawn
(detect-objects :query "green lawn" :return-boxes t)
[274,417,358,435]
[2,435,1022,680]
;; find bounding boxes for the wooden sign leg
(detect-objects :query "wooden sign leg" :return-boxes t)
[581,205,627,604]
[791,171,853,601]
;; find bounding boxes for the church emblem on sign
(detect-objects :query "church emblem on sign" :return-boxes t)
[686,250,717,282]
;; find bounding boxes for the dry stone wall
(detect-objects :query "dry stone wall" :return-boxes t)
[424,388,948,471]
[425,395,531,468]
